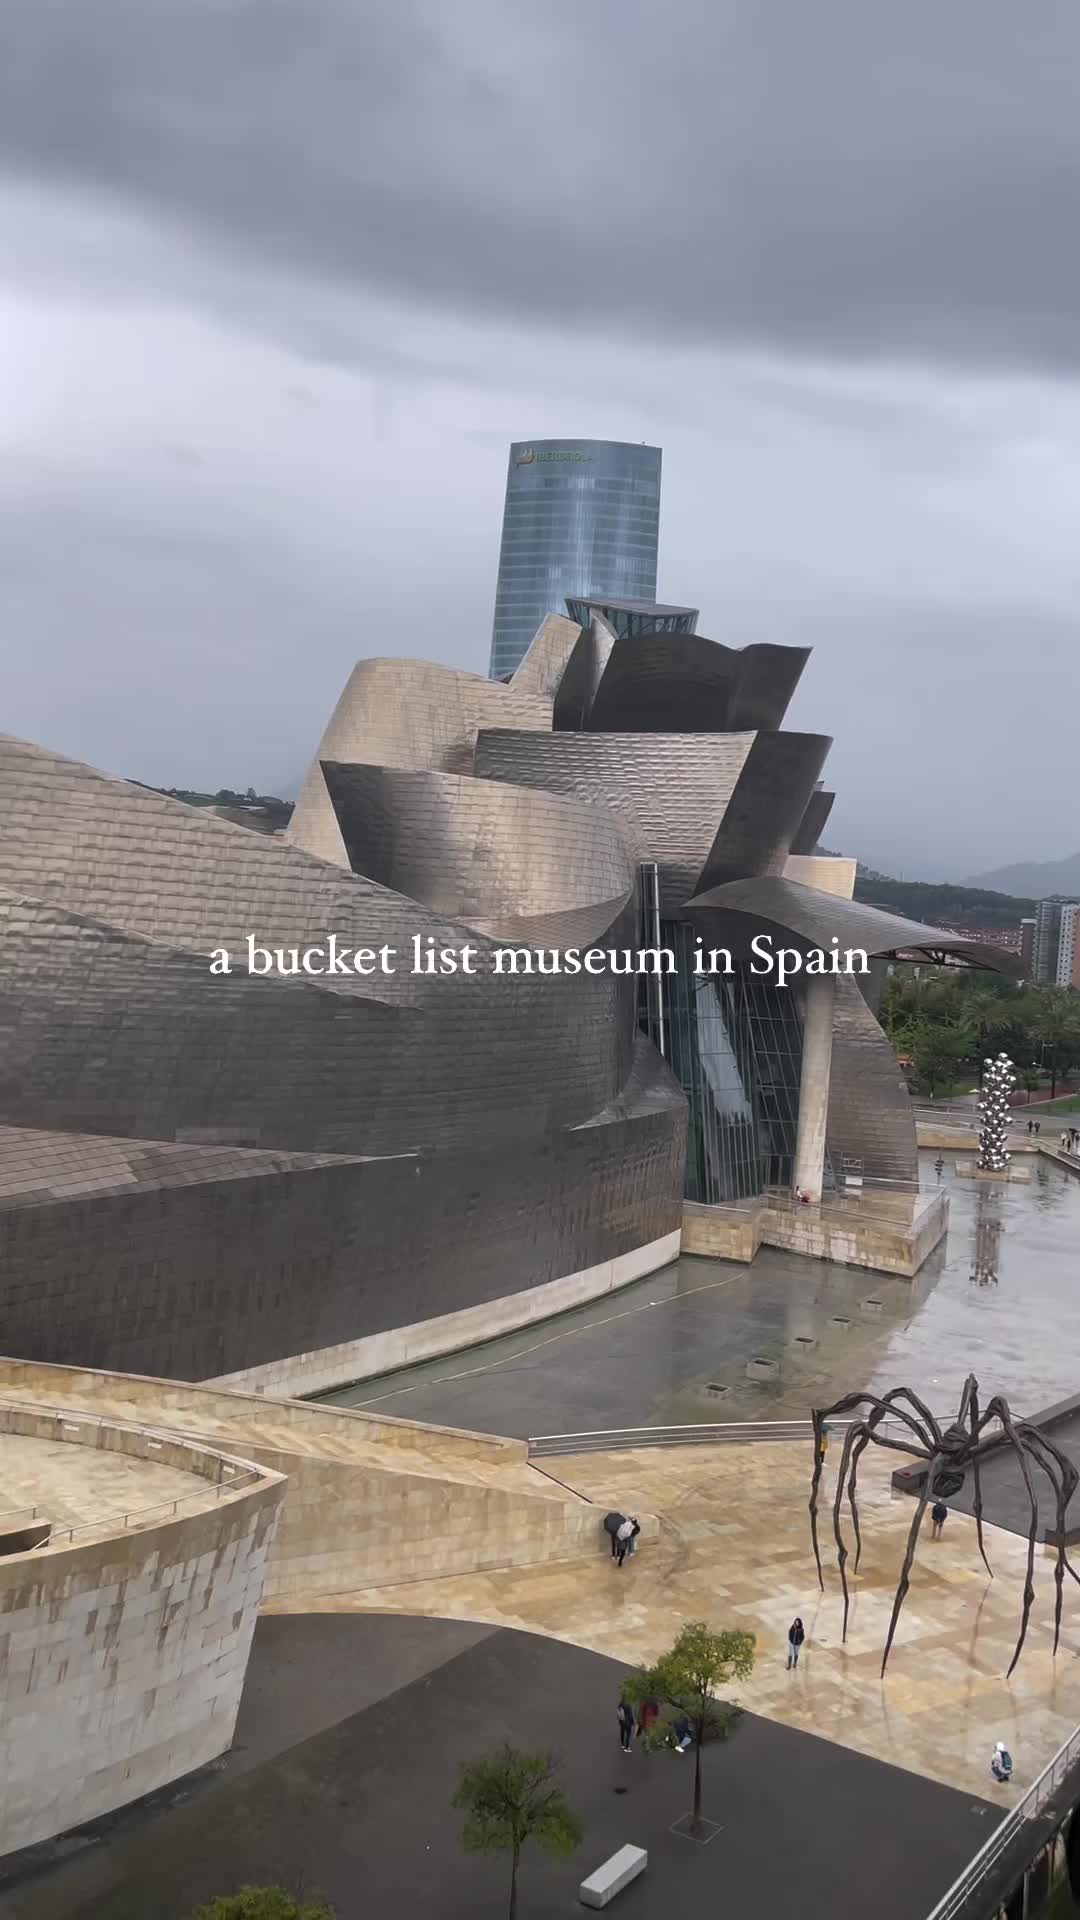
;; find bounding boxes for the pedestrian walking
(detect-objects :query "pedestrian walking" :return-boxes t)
[1035,1121,1041,1136]
[931,1500,948,1540]
[617,1700,635,1753]
[991,1742,1014,1784]
[1027,1119,1033,1136]
[635,1698,660,1744]
[603,1511,626,1560]
[615,1516,640,1567]
[671,1715,693,1753]
[786,1617,806,1669]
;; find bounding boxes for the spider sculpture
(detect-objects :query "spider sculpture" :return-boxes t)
[809,1374,1080,1677]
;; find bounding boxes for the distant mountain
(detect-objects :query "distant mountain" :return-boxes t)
[964,853,1080,899]
[813,850,1033,927]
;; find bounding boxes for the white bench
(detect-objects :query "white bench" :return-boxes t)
[578,1843,647,1908]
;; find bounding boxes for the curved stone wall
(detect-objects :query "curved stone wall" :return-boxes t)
[0,1403,283,1857]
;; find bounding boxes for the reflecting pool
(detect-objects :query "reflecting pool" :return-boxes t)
[321,1154,1080,1438]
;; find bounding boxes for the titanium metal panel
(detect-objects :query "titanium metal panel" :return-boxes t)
[321,762,633,944]
[694,733,832,893]
[0,716,684,1380]
[509,612,585,699]
[790,788,836,856]
[0,887,635,1154]
[825,976,919,1186]
[288,659,553,866]
[0,1055,686,1379]
[475,729,761,915]
[551,617,617,733]
[583,635,811,735]
[685,874,1023,974]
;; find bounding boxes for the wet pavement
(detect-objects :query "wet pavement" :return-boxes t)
[321,1153,1080,1438]
[2,1620,998,1920]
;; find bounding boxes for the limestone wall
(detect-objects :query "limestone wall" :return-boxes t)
[254,1449,613,1605]
[0,1361,643,1610]
[680,1192,949,1278]
[0,1465,283,1856]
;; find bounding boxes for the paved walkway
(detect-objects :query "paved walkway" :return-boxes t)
[270,1439,1080,1803]
[0,1620,998,1920]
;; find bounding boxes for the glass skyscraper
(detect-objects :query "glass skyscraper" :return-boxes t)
[488,439,661,678]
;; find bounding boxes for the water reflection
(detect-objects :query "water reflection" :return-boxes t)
[969,1186,1002,1287]
[324,1152,1080,1436]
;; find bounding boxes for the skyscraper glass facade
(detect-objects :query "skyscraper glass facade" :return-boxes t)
[1035,899,1066,982]
[488,440,661,678]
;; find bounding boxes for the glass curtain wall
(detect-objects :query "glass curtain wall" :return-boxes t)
[642,918,818,1204]
[488,441,661,678]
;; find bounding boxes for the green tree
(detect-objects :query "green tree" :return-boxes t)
[623,1621,755,1835]
[1032,990,1080,1098]
[910,1017,974,1096]
[452,1744,582,1920]
[964,984,1011,1056]
[189,1891,335,1920]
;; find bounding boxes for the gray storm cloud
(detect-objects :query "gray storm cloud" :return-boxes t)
[3,0,1080,881]
[3,0,1080,370]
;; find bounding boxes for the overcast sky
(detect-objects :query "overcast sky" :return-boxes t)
[4,0,1080,881]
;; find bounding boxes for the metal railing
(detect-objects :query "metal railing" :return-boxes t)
[529,1420,817,1457]
[528,1414,924,1459]
[41,1469,265,1549]
[691,1178,944,1231]
[924,1724,1080,1920]
[0,1395,266,1551]
[911,1100,981,1118]
[766,1182,944,1228]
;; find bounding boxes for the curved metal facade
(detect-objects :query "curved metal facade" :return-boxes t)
[0,609,1018,1379]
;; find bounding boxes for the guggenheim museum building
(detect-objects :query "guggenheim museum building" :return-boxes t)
[0,602,1014,1395]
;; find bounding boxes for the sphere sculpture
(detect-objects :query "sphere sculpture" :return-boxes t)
[977,1052,1014,1173]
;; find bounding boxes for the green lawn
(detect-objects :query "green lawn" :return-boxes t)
[1022,1092,1080,1114]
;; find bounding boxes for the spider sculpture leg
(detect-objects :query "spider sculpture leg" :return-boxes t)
[963,1377,994,1578]
[828,1423,934,1641]
[848,1391,936,1572]
[880,1451,944,1678]
[830,1422,863,1639]
[809,1392,937,1590]
[980,1398,1042,1677]
[1028,1431,1080,1594]
[1014,1422,1080,1655]
[847,1427,871,1573]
